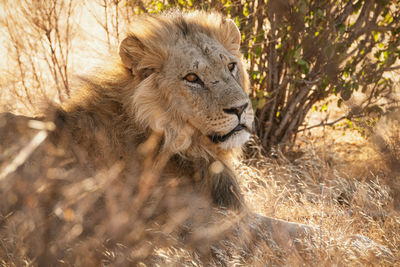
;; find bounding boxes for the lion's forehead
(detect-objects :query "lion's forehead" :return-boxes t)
[172,36,236,73]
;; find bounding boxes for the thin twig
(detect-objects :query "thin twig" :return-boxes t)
[297,115,361,133]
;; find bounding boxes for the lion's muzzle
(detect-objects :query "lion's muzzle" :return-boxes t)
[208,124,250,144]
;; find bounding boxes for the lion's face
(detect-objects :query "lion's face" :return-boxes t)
[119,12,254,152]
[161,34,254,149]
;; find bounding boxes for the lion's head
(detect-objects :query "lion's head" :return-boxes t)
[118,11,254,154]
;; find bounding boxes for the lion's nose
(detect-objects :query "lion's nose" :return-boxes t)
[223,102,248,117]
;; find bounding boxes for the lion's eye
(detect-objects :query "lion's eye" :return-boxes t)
[184,73,200,83]
[228,62,236,72]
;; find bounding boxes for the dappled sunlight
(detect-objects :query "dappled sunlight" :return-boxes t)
[0,0,399,266]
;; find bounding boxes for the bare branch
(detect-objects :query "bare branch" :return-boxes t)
[383,65,400,72]
[296,113,365,133]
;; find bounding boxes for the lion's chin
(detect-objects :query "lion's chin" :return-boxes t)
[218,130,250,150]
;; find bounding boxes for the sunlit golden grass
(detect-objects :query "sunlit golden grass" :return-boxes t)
[1,116,399,265]
[147,130,400,265]
[1,1,399,266]
[240,135,399,265]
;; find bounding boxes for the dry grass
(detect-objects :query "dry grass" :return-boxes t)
[1,1,400,266]
[239,134,400,266]
[0,115,399,266]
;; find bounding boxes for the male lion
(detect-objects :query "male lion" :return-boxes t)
[0,11,314,264]
[59,10,311,240]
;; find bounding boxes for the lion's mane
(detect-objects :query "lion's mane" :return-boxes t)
[60,11,249,164]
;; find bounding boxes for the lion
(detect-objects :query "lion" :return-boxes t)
[61,9,316,253]
[0,10,318,264]
[58,11,256,209]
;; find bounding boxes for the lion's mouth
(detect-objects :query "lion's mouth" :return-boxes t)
[208,124,249,144]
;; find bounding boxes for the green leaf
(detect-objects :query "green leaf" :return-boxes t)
[156,1,164,11]
[346,119,353,128]
[337,23,345,35]
[297,59,309,74]
[256,89,264,98]
[257,98,266,109]
[252,70,260,80]
[299,1,307,15]
[372,31,379,42]
[316,9,324,18]
[297,59,308,66]
[352,82,359,91]
[384,13,393,24]
[243,4,249,16]
[294,47,301,59]
[337,99,343,108]
[251,98,258,110]
[383,50,388,61]
[255,46,262,56]
[235,17,240,28]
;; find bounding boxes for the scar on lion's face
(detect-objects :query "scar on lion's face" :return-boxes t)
[156,35,254,150]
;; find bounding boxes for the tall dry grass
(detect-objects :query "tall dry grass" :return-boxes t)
[1,114,399,266]
[0,0,399,266]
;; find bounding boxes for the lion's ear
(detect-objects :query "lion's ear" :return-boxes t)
[226,19,241,48]
[220,19,241,53]
[119,35,145,73]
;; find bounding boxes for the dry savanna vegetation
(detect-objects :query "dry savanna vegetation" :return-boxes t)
[1,0,400,266]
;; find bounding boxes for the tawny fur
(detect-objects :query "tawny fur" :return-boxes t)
[48,10,313,257]
[53,11,254,209]
[0,11,391,265]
